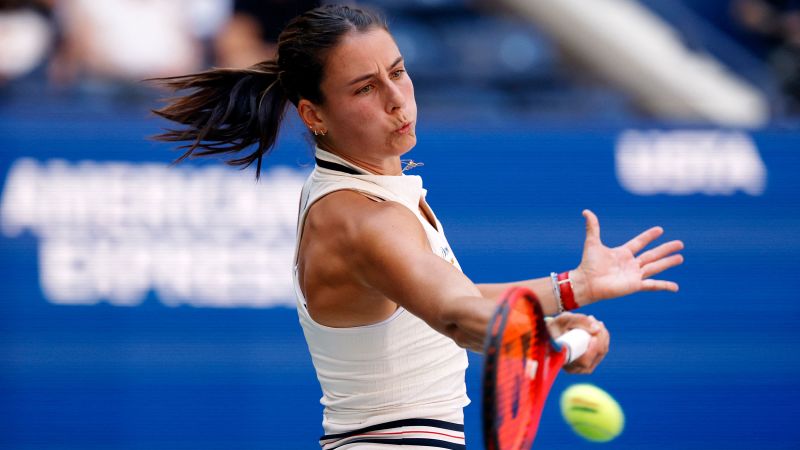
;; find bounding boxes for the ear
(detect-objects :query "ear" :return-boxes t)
[297,99,326,134]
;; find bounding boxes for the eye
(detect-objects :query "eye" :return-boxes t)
[390,69,406,80]
[357,84,374,95]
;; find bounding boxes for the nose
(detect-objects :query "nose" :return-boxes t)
[385,81,406,115]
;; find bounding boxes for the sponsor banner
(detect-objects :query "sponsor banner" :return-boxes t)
[1,117,799,449]
[1,159,304,308]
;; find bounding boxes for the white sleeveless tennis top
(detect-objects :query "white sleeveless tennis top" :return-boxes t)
[293,148,469,449]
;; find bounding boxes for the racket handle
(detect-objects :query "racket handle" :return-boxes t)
[556,329,592,364]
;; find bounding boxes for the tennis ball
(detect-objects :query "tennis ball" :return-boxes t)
[560,384,624,442]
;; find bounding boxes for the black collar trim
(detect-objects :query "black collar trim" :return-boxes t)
[315,157,364,175]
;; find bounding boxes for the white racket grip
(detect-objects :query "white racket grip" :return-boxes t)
[556,329,592,364]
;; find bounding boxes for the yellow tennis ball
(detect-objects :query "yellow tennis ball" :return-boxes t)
[560,383,625,442]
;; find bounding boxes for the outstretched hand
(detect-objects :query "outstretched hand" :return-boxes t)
[572,210,684,306]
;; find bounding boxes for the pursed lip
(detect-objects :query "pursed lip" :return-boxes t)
[395,121,413,134]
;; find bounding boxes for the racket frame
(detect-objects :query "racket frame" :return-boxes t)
[482,287,582,450]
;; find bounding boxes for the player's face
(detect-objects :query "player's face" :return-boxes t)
[316,28,417,162]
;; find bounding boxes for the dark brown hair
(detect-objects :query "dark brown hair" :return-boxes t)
[151,4,388,178]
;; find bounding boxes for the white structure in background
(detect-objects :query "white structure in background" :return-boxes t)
[0,9,52,80]
[0,159,306,308]
[615,130,767,196]
[497,0,769,127]
[55,0,232,80]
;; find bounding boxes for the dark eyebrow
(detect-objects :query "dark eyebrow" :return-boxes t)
[347,56,404,86]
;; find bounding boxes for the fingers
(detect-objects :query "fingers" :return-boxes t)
[583,210,601,243]
[636,240,684,266]
[570,337,601,375]
[549,311,600,337]
[563,319,610,374]
[628,232,683,291]
[641,279,679,292]
[588,339,608,373]
[623,226,663,254]
[642,253,684,279]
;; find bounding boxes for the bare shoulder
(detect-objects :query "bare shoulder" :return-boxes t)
[299,189,430,327]
[306,189,428,251]
[302,188,486,340]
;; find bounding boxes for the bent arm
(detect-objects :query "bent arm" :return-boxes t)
[350,201,496,352]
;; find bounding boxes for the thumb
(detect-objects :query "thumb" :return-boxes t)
[583,209,602,243]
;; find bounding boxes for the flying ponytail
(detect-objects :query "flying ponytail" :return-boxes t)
[151,4,388,179]
[152,60,287,179]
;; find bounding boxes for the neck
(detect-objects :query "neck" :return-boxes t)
[321,145,403,176]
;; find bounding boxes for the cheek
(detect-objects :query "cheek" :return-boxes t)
[328,102,383,143]
[331,102,374,129]
[355,101,380,121]
[349,103,383,134]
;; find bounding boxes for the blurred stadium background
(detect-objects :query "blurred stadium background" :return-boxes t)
[1,0,799,449]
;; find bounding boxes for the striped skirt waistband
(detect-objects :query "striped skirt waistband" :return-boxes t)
[319,418,466,450]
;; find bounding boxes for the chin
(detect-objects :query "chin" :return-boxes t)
[395,135,417,156]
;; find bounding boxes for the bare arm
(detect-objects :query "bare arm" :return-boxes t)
[348,199,496,352]
[317,194,611,372]
[477,277,567,316]
[353,206,610,366]
[477,210,684,312]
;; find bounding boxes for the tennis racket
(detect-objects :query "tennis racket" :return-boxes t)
[482,286,591,450]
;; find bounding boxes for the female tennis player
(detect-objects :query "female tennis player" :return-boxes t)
[152,5,683,448]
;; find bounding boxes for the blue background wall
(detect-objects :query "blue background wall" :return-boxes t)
[2,104,799,449]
